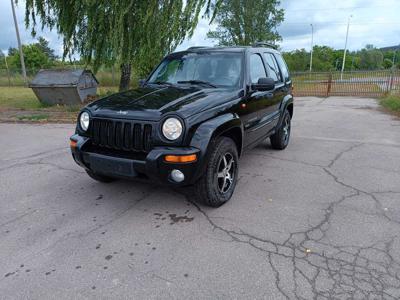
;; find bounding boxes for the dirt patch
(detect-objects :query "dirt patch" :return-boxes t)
[0,108,77,123]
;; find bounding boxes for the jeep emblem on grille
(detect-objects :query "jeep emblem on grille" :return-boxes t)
[117,110,128,115]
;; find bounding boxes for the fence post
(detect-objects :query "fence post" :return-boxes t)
[326,72,332,97]
[4,55,11,86]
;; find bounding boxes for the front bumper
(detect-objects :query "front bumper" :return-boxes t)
[70,134,201,186]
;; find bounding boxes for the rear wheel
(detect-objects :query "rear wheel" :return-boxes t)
[86,170,116,183]
[194,137,239,207]
[270,109,291,150]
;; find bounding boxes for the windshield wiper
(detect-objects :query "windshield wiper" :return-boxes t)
[177,80,217,88]
[151,81,174,86]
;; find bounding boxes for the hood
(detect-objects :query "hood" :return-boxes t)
[87,85,241,121]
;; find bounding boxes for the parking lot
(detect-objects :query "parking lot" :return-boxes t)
[1,96,400,299]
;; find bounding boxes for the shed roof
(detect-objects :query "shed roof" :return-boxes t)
[30,69,98,87]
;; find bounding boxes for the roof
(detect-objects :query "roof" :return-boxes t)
[170,45,280,57]
[30,69,98,87]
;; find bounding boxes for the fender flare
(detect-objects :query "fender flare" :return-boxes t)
[189,113,244,181]
[277,94,294,127]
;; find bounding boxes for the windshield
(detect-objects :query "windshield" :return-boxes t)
[148,52,243,88]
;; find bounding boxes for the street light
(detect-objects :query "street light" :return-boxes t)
[310,24,314,73]
[341,15,352,80]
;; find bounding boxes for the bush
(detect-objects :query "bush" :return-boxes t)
[381,95,400,112]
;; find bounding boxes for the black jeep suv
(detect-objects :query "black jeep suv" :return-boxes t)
[70,45,293,207]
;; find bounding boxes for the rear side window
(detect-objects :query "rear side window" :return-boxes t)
[263,53,281,82]
[274,54,290,82]
[249,54,266,84]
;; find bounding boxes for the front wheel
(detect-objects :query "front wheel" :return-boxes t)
[194,137,239,207]
[270,109,291,150]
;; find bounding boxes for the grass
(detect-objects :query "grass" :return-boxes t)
[0,87,46,110]
[380,95,400,113]
[17,114,50,121]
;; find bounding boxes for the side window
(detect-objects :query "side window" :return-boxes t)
[274,54,290,82]
[249,54,267,84]
[263,53,281,82]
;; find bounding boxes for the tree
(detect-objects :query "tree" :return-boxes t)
[9,43,50,71]
[383,58,393,69]
[24,0,217,91]
[311,46,336,71]
[283,49,309,71]
[35,36,57,61]
[0,51,5,68]
[359,45,383,70]
[8,47,18,57]
[207,0,284,46]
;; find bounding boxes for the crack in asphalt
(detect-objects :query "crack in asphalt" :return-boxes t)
[2,147,67,162]
[0,149,78,173]
[184,143,400,299]
[0,209,37,228]
[25,160,84,174]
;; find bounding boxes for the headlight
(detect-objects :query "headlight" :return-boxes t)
[79,112,90,131]
[162,117,183,140]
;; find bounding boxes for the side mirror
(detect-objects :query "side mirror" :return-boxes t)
[252,77,275,91]
[139,79,146,87]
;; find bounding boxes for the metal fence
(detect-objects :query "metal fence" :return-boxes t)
[292,70,400,97]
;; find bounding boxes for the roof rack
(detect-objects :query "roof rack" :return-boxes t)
[252,42,278,49]
[186,46,211,50]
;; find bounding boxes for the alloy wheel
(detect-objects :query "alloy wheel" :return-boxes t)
[216,153,235,194]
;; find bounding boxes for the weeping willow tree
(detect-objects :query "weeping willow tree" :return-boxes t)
[23,0,218,90]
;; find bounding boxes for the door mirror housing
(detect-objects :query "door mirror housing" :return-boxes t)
[252,77,275,91]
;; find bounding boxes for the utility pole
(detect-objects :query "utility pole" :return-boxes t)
[341,15,352,80]
[11,0,27,85]
[309,24,314,73]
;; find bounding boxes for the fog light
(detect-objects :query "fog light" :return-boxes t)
[171,169,185,183]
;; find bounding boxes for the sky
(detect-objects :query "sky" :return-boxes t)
[1,0,400,57]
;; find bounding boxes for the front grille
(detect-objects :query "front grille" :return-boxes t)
[90,118,153,152]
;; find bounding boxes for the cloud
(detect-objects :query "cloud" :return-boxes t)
[0,0,62,55]
[1,0,400,57]
[179,0,400,52]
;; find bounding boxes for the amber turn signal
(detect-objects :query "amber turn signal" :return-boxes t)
[164,154,197,163]
[70,140,77,148]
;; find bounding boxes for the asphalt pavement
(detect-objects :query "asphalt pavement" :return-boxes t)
[1,97,400,299]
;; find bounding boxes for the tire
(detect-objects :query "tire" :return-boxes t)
[270,109,291,150]
[86,170,116,183]
[194,137,239,207]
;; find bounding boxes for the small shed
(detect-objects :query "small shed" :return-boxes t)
[29,69,98,105]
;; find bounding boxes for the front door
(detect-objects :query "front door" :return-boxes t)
[242,53,276,148]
